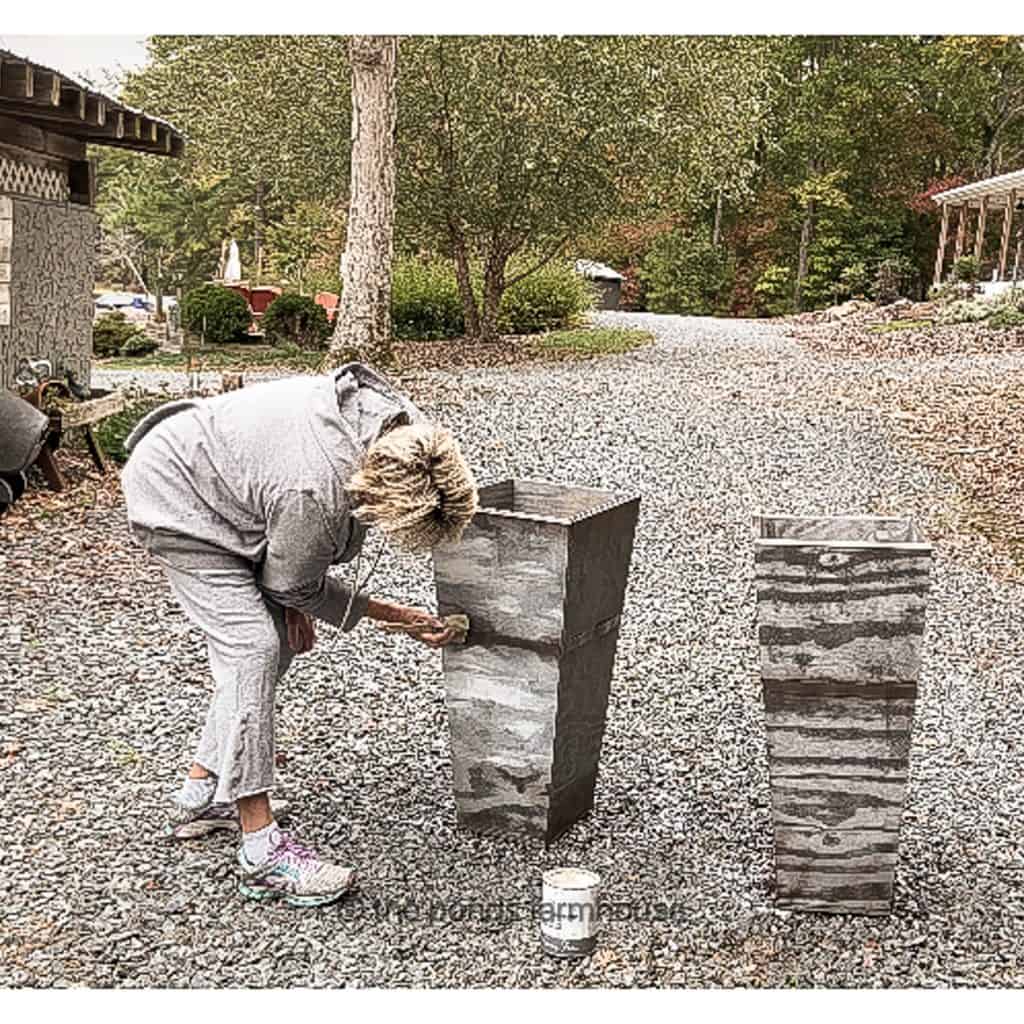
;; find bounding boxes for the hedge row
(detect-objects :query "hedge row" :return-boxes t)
[178,257,594,348]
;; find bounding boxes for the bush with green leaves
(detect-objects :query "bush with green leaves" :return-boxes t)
[840,261,871,299]
[953,255,980,284]
[180,284,251,345]
[498,260,594,334]
[389,256,592,339]
[92,312,155,358]
[261,293,331,350]
[92,397,171,463]
[873,255,917,304]
[638,227,733,315]
[753,263,794,317]
[391,257,464,340]
[935,298,995,324]
[987,303,1024,328]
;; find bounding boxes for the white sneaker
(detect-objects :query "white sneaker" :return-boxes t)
[237,831,357,907]
[168,797,292,839]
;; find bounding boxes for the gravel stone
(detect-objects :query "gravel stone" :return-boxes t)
[1,312,1022,987]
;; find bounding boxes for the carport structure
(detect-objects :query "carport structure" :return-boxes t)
[932,169,1024,287]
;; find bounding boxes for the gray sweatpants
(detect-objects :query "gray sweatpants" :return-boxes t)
[135,527,294,805]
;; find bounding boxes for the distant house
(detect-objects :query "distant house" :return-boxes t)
[0,49,184,391]
[575,259,624,310]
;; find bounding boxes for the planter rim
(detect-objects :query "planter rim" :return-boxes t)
[754,538,933,552]
[753,512,931,551]
[476,477,640,526]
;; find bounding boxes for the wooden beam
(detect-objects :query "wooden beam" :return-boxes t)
[934,203,951,287]
[953,203,967,262]
[0,112,85,161]
[998,190,1016,281]
[0,102,171,151]
[974,195,988,264]
[59,84,87,121]
[85,95,106,127]
[0,60,34,100]
[28,70,62,106]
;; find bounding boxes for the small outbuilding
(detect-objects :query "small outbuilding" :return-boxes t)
[0,49,183,391]
[574,259,624,310]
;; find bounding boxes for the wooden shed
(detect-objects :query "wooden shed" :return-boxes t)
[0,50,183,392]
[574,259,624,311]
[932,169,1024,291]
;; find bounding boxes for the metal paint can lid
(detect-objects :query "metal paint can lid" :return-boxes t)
[542,867,601,891]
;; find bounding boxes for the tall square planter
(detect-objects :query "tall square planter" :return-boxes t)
[433,479,640,841]
[753,514,932,915]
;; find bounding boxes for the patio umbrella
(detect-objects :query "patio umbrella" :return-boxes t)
[224,239,242,283]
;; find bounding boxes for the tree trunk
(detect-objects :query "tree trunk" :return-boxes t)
[155,249,164,322]
[479,253,507,343]
[254,180,265,286]
[712,191,724,248]
[794,198,814,311]
[327,36,398,368]
[448,221,481,339]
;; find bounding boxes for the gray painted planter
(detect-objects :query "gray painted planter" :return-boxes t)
[433,479,640,841]
[753,514,932,915]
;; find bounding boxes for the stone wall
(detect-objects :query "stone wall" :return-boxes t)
[0,193,98,392]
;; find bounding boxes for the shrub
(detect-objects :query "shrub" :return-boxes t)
[92,312,153,358]
[92,397,171,463]
[872,255,916,304]
[499,260,594,334]
[840,261,871,299]
[935,298,994,324]
[119,333,159,357]
[391,257,464,340]
[638,227,733,315]
[262,293,331,350]
[987,304,1024,328]
[753,263,795,317]
[953,255,980,284]
[180,284,251,345]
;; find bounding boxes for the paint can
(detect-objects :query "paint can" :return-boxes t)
[540,867,601,958]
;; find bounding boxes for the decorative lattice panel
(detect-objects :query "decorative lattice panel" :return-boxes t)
[0,156,69,202]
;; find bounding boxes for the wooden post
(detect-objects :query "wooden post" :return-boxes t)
[933,203,951,287]
[999,191,1016,281]
[974,195,988,266]
[953,204,967,263]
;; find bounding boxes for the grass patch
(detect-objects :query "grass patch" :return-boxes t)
[533,327,653,357]
[866,319,933,335]
[96,345,324,373]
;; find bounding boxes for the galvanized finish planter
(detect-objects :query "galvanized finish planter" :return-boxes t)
[433,479,640,842]
[753,514,932,915]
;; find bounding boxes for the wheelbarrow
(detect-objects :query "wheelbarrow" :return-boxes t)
[0,388,50,516]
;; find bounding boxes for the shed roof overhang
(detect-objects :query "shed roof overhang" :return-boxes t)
[932,168,1024,209]
[0,49,183,157]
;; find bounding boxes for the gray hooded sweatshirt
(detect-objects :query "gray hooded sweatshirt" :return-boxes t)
[121,363,423,630]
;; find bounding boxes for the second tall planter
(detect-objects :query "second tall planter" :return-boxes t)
[754,513,932,915]
[433,479,639,842]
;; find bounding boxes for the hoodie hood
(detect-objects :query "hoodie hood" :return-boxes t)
[332,362,425,451]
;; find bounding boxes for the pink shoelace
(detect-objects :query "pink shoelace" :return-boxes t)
[271,832,317,869]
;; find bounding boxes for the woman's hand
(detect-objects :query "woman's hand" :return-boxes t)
[367,599,459,648]
[285,607,317,654]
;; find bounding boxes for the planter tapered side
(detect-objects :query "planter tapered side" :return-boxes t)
[754,514,932,915]
[434,480,639,842]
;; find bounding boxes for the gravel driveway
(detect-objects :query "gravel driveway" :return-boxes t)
[3,312,1023,987]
